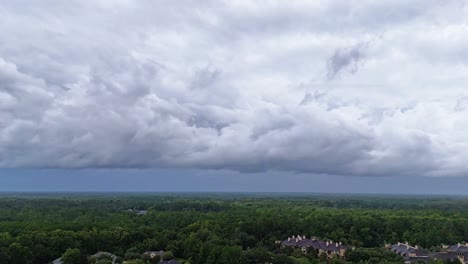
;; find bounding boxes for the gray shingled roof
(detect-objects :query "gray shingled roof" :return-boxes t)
[91,252,118,264]
[403,256,430,264]
[390,243,428,257]
[52,258,63,264]
[280,237,347,252]
[407,248,428,257]
[391,244,411,255]
[159,260,181,264]
[448,244,468,253]
[144,250,165,256]
[430,252,458,261]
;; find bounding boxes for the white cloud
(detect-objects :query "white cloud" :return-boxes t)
[1,0,468,177]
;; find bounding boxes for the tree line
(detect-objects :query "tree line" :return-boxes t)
[0,194,467,264]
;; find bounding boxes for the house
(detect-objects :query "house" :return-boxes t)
[389,242,468,264]
[143,250,165,259]
[389,242,428,258]
[447,243,468,264]
[403,256,430,264]
[91,252,118,264]
[52,258,63,264]
[448,243,468,254]
[159,260,181,264]
[430,252,458,262]
[280,235,348,258]
[388,242,430,263]
[142,250,181,264]
[125,209,148,215]
[460,252,468,264]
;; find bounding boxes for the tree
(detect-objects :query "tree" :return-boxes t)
[163,251,174,260]
[125,260,148,264]
[8,243,31,264]
[291,248,304,258]
[240,248,271,264]
[271,254,294,264]
[124,251,142,260]
[206,246,222,264]
[0,247,10,264]
[142,254,161,264]
[346,249,370,262]
[61,248,83,264]
[219,246,241,264]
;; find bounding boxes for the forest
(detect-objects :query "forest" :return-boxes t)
[0,193,467,264]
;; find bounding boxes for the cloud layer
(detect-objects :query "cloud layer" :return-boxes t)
[1,0,468,177]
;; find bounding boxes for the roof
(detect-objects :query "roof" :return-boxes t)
[448,244,468,253]
[126,209,148,215]
[407,248,428,257]
[391,244,412,255]
[430,252,458,261]
[52,258,63,264]
[92,251,117,257]
[91,252,118,264]
[403,256,430,264]
[281,237,347,252]
[160,260,180,264]
[144,250,165,256]
[390,243,427,256]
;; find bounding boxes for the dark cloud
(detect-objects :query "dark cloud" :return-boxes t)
[326,42,369,80]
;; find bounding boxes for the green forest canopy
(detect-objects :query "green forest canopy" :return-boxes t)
[0,193,467,264]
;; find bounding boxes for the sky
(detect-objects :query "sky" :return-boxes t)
[1,1,468,194]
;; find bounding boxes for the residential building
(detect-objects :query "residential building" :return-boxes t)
[143,250,165,259]
[91,252,118,264]
[430,252,458,262]
[447,243,468,264]
[280,235,348,258]
[389,242,429,264]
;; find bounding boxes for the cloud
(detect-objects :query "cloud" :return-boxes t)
[1,0,468,177]
[326,42,369,80]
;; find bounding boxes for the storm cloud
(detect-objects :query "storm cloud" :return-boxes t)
[1,0,468,177]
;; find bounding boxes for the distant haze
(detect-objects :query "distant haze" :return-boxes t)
[1,169,468,195]
[1,1,468,192]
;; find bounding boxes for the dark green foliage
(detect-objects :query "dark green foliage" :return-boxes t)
[61,248,85,264]
[125,260,147,264]
[272,253,295,264]
[240,247,271,264]
[8,243,31,264]
[162,251,173,260]
[346,247,403,263]
[0,193,467,264]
